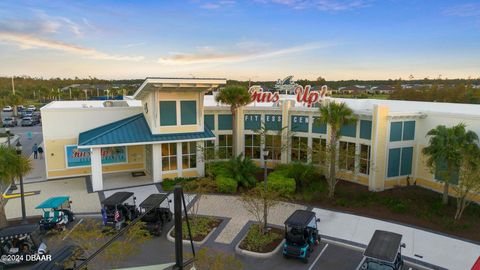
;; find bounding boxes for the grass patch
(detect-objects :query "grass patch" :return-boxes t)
[238,224,284,253]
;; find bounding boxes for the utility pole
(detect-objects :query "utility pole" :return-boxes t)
[11,76,15,95]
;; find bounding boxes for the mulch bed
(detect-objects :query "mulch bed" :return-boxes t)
[171,216,222,242]
[239,225,284,253]
[298,180,480,242]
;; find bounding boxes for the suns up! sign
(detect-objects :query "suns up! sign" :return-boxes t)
[249,85,328,107]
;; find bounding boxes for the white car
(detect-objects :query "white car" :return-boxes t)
[2,106,13,112]
[27,105,36,111]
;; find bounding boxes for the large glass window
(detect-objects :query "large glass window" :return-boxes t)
[182,142,197,169]
[218,135,233,159]
[204,140,215,161]
[387,147,413,177]
[359,144,371,175]
[245,134,261,159]
[339,141,356,171]
[312,138,327,164]
[291,136,308,162]
[162,143,177,171]
[265,135,281,160]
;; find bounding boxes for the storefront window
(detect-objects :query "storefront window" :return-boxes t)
[182,142,197,169]
[291,136,308,162]
[359,144,370,175]
[265,135,281,160]
[339,141,356,171]
[245,134,261,159]
[204,140,215,161]
[218,135,233,159]
[312,138,327,164]
[162,143,177,171]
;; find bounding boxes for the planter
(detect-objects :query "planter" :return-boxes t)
[235,224,285,258]
[167,216,222,245]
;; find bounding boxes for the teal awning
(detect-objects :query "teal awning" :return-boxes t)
[78,114,215,147]
[36,196,70,209]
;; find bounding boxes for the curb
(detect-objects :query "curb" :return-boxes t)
[234,226,285,259]
[166,225,217,246]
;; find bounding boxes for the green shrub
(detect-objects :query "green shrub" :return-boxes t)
[275,162,323,191]
[206,161,230,178]
[161,177,196,191]
[207,157,259,190]
[335,198,349,207]
[240,224,283,253]
[216,175,238,194]
[183,177,218,193]
[267,172,296,195]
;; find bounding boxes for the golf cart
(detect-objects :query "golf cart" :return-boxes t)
[36,196,75,233]
[0,224,48,267]
[139,193,173,236]
[283,210,321,263]
[357,230,406,270]
[101,192,139,231]
[32,244,85,270]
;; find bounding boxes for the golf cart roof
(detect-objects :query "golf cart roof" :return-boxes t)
[364,230,403,263]
[102,192,134,206]
[139,193,168,208]
[0,224,38,241]
[32,244,84,270]
[35,196,70,209]
[284,210,316,227]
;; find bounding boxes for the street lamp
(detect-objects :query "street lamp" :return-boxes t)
[262,148,269,232]
[6,128,18,190]
[15,141,27,223]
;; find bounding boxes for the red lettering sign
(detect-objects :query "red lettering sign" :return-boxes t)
[249,87,280,103]
[250,85,327,107]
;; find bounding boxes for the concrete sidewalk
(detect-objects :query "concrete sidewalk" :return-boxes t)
[313,207,480,270]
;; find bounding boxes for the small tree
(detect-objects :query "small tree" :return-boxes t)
[61,219,151,269]
[215,86,251,157]
[316,101,357,198]
[240,186,279,233]
[423,124,479,205]
[453,145,480,220]
[0,145,31,228]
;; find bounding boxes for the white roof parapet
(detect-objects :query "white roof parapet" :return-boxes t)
[387,112,427,119]
[133,77,226,99]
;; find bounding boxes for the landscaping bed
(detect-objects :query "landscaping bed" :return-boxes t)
[296,180,480,242]
[170,216,222,241]
[238,224,284,253]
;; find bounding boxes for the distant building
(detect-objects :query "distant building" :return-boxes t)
[338,85,367,94]
[369,85,395,94]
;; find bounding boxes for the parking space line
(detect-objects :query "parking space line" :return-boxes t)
[62,218,84,240]
[307,243,329,270]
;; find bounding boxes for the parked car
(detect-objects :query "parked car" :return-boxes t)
[24,110,34,118]
[357,230,406,270]
[2,106,13,112]
[2,117,17,127]
[21,117,34,126]
[17,105,25,111]
[27,105,36,111]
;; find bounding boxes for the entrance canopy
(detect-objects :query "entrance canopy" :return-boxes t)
[78,113,215,148]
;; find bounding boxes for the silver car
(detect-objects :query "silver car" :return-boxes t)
[21,117,34,126]
[2,117,17,127]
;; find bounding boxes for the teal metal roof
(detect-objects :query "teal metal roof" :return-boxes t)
[78,114,215,147]
[36,196,70,209]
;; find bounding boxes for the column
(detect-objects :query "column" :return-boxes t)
[369,105,389,191]
[235,107,245,156]
[196,141,205,177]
[152,144,162,183]
[177,142,183,177]
[90,148,103,191]
[280,100,292,164]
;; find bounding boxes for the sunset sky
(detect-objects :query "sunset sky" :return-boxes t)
[0,0,479,80]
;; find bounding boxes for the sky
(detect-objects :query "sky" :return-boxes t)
[0,0,479,81]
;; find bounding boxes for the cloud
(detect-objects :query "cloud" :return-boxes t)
[157,42,334,65]
[443,3,480,17]
[0,31,144,61]
[255,0,369,11]
[199,0,235,9]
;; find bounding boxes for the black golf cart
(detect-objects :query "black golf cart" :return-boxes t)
[101,192,139,230]
[32,244,85,270]
[357,230,406,270]
[0,224,48,267]
[139,193,173,236]
[282,210,321,263]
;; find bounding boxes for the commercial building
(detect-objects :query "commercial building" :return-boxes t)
[41,77,480,202]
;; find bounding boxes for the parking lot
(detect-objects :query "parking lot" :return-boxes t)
[1,110,43,157]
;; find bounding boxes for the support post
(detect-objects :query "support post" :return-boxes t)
[90,148,103,191]
[174,186,183,270]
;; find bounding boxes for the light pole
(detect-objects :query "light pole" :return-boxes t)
[15,141,27,223]
[6,128,18,190]
[262,148,269,232]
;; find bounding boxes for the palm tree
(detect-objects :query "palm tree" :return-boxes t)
[423,124,479,205]
[317,101,357,198]
[0,145,32,227]
[7,93,24,117]
[215,86,251,157]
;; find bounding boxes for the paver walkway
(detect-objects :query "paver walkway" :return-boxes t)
[197,195,305,244]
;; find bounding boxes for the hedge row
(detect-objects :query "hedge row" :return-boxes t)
[267,171,296,195]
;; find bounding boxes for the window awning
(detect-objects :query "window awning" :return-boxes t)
[78,114,215,148]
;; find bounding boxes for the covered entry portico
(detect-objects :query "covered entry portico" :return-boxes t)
[78,113,215,191]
